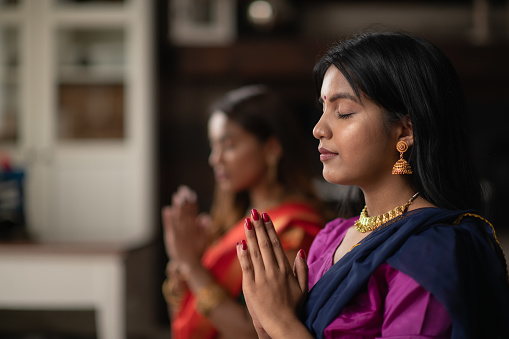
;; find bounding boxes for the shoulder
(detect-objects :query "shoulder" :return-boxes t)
[387,211,507,295]
[405,212,498,253]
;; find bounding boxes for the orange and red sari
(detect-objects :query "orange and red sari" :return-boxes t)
[171,201,325,339]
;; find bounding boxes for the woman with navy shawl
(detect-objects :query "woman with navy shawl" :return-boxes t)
[236,31,509,338]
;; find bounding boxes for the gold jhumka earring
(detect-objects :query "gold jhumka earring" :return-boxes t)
[392,140,413,174]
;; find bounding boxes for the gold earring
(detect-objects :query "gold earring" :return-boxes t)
[392,140,413,175]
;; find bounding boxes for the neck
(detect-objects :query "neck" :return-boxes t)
[249,182,287,212]
[360,177,418,217]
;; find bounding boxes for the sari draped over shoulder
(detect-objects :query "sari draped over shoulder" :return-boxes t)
[171,202,324,339]
[304,208,509,339]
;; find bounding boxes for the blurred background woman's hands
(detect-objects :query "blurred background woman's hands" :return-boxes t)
[162,185,212,273]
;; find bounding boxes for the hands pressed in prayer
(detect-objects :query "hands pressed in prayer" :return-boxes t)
[162,185,212,273]
[236,209,313,339]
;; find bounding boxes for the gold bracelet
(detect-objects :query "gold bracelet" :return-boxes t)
[162,274,186,308]
[195,281,229,317]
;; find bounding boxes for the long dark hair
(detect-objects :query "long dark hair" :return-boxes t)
[209,85,325,234]
[313,31,482,211]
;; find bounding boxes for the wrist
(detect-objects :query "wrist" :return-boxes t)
[166,260,181,277]
[266,310,311,339]
[179,260,204,281]
[162,271,187,308]
[194,281,229,317]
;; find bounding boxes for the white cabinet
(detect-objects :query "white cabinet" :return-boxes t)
[0,0,154,245]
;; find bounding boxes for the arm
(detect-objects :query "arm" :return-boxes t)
[237,210,315,339]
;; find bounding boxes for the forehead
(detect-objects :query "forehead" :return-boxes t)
[321,66,355,96]
[208,110,228,135]
[208,111,249,141]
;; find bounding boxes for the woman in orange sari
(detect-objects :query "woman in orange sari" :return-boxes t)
[161,85,340,339]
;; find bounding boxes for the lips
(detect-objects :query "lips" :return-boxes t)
[318,147,338,161]
[214,169,227,181]
[215,173,227,180]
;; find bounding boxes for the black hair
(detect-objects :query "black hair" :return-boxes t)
[313,31,482,211]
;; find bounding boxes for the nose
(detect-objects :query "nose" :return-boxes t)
[208,146,221,167]
[313,113,332,140]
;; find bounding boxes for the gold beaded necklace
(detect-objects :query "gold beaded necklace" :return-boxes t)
[354,192,420,233]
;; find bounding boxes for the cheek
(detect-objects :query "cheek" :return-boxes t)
[348,129,395,177]
[324,123,391,182]
[334,125,363,162]
[224,147,266,188]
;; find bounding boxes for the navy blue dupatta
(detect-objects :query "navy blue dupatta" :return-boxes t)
[303,208,509,338]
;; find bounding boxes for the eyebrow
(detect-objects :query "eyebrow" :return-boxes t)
[212,132,236,144]
[319,92,361,105]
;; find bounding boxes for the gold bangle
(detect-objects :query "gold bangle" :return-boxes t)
[162,275,186,308]
[195,282,229,317]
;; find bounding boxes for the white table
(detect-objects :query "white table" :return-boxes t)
[0,243,127,339]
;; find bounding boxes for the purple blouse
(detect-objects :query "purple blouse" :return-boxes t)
[307,217,452,338]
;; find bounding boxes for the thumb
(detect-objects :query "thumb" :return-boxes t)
[293,249,309,293]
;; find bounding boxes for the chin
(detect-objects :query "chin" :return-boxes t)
[322,170,350,186]
[217,180,232,191]
[322,169,337,183]
[219,181,246,195]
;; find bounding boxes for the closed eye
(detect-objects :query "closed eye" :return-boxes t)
[337,112,354,119]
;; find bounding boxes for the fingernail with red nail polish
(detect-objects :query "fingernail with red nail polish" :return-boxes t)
[241,240,247,250]
[245,218,252,230]
[262,212,270,223]
[251,209,259,221]
[299,249,306,260]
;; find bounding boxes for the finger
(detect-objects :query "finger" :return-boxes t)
[181,197,198,222]
[171,191,188,232]
[179,203,197,230]
[180,185,197,203]
[172,189,184,206]
[161,206,177,257]
[169,202,184,235]
[244,217,266,275]
[260,212,289,270]
[162,206,178,240]
[161,206,172,231]
[176,187,198,226]
[236,239,255,282]
[176,185,197,207]
[293,249,309,294]
[250,209,279,269]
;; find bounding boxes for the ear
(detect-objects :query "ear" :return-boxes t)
[263,137,283,163]
[396,115,414,147]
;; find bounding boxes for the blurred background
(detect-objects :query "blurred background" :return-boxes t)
[0,0,508,338]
